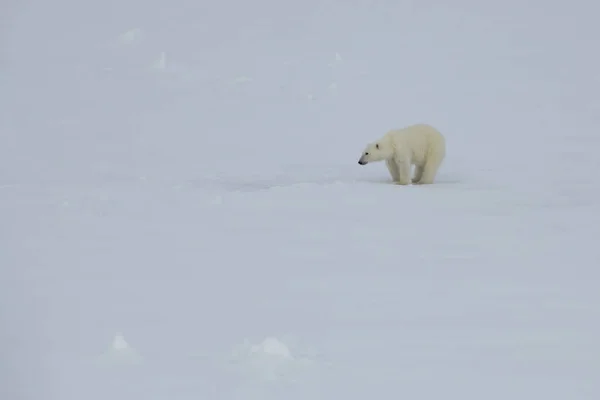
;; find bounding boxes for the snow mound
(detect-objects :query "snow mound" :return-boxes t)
[250,337,293,359]
[116,28,144,46]
[226,336,318,383]
[95,333,143,366]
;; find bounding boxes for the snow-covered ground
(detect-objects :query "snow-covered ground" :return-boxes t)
[2,1,600,399]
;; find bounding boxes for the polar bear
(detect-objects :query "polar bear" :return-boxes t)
[357,123,446,185]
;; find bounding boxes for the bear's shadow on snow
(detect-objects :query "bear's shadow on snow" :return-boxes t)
[361,177,461,186]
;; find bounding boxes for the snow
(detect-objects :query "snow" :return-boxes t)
[2,0,600,399]
[96,333,142,366]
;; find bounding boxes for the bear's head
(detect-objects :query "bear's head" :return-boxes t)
[358,141,392,165]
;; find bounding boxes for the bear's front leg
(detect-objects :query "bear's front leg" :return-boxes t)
[412,165,424,184]
[385,158,400,182]
[394,157,412,185]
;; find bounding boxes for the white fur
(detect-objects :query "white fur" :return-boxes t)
[357,123,446,185]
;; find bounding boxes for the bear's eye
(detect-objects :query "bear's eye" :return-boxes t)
[365,152,369,155]
[375,144,379,149]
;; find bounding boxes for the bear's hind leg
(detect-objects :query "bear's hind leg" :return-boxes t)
[394,158,412,185]
[417,158,443,184]
[412,165,424,184]
[385,158,400,182]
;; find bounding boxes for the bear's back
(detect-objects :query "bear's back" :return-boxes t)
[387,124,445,163]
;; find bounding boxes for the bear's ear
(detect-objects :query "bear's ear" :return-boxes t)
[375,143,379,149]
